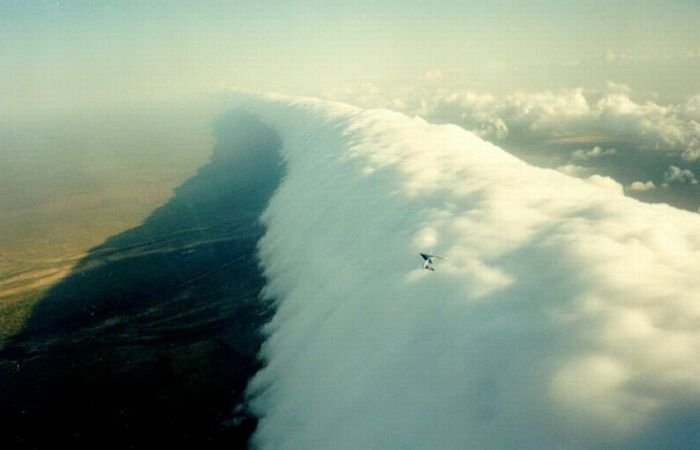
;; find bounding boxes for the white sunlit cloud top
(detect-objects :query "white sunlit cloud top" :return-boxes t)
[328,82,700,161]
[236,94,700,450]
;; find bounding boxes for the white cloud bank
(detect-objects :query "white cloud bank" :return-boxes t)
[328,83,700,161]
[236,94,700,449]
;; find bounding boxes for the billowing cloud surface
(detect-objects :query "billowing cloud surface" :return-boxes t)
[329,83,700,161]
[238,94,700,449]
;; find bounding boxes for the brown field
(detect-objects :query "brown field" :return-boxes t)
[0,101,220,345]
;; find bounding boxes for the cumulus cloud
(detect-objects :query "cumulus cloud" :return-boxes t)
[628,180,656,192]
[236,94,700,450]
[572,146,617,161]
[663,165,698,186]
[328,83,700,161]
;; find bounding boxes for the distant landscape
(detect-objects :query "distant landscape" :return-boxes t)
[0,104,283,448]
[0,103,215,344]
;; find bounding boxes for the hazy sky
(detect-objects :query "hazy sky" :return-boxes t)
[2,0,700,112]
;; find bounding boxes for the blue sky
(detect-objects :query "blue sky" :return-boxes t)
[2,0,699,112]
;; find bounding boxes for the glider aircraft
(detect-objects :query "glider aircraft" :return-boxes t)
[420,252,445,271]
